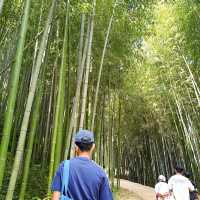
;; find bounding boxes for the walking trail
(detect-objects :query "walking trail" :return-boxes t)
[118,179,156,200]
[118,179,200,200]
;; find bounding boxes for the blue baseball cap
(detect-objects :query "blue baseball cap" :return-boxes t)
[75,130,94,144]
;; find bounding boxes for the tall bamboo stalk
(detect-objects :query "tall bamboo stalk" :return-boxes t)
[42,66,55,168]
[0,0,32,189]
[78,14,85,72]
[53,0,70,174]
[0,0,4,15]
[72,13,86,134]
[91,0,117,131]
[5,0,57,198]
[19,71,44,200]
[64,19,91,159]
[79,0,96,129]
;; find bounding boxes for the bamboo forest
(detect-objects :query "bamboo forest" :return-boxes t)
[0,0,200,199]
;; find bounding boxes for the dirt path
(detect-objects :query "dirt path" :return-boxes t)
[118,179,155,200]
[117,188,143,200]
[118,179,200,200]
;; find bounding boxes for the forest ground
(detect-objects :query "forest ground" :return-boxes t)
[117,179,200,200]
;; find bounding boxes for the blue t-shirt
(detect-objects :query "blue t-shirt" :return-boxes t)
[51,157,113,200]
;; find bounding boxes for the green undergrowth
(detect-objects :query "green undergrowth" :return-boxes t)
[0,154,49,200]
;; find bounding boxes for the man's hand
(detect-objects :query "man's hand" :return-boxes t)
[51,191,60,200]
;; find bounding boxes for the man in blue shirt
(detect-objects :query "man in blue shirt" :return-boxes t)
[51,130,113,200]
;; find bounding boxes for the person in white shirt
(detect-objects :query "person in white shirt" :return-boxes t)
[155,175,171,200]
[168,166,195,200]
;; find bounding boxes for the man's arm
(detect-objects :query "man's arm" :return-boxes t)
[168,177,174,196]
[51,191,60,200]
[99,176,113,200]
[51,163,64,199]
[187,180,195,192]
[168,178,173,191]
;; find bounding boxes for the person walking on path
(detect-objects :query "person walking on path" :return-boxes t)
[185,171,199,200]
[155,175,171,200]
[51,130,113,200]
[168,166,194,200]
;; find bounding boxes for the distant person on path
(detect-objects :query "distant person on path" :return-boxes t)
[168,166,194,200]
[51,130,113,200]
[184,171,199,200]
[155,175,171,200]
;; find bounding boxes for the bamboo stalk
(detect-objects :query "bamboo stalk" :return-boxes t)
[0,0,32,189]
[79,0,96,129]
[5,0,57,198]
[64,18,91,159]
[0,0,4,15]
[91,0,117,131]
[19,70,45,200]
[53,0,70,172]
